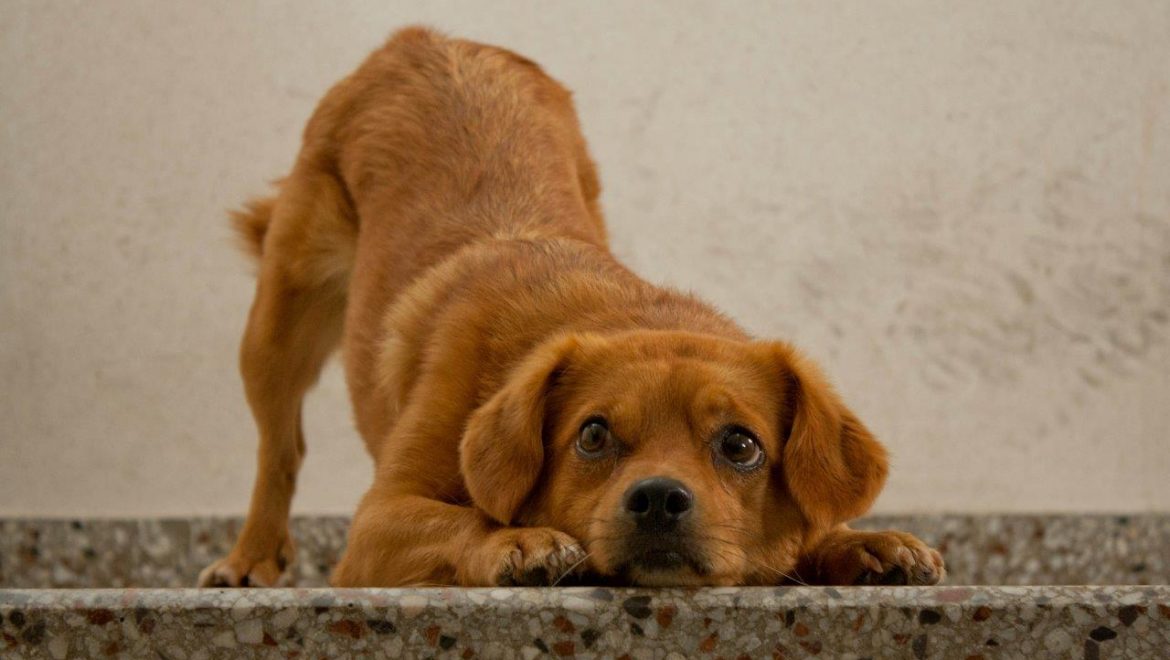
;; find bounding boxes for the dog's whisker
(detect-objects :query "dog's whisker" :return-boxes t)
[551,551,593,586]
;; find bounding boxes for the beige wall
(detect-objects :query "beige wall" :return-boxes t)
[2,1,1167,516]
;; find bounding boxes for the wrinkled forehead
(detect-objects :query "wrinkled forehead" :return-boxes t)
[561,335,780,440]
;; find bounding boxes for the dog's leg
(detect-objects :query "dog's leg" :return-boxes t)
[795,527,945,586]
[327,397,585,587]
[332,491,586,587]
[199,169,353,587]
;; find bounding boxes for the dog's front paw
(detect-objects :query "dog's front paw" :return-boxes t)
[197,535,296,588]
[473,527,587,586]
[809,530,944,586]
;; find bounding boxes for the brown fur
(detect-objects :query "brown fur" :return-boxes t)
[199,27,943,588]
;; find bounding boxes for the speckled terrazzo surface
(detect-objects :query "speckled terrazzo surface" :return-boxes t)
[2,515,1168,658]
[2,515,1167,588]
[1,586,1167,658]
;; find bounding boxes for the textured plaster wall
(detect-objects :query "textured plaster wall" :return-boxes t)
[1,1,1167,516]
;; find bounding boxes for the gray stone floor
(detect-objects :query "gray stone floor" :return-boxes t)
[2,515,1168,658]
[2,514,1166,588]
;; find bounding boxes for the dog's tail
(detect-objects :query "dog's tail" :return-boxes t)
[230,190,279,262]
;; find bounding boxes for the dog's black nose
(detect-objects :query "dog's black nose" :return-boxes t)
[624,477,693,530]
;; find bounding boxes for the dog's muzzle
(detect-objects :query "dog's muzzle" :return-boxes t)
[616,476,706,573]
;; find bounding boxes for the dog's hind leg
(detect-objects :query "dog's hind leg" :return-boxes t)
[199,163,355,587]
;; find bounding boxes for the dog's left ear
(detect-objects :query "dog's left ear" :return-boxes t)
[460,335,580,525]
[757,342,889,529]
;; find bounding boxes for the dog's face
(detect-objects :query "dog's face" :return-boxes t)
[460,331,888,586]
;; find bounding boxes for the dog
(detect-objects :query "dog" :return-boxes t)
[198,27,944,588]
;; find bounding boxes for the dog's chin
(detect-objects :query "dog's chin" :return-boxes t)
[611,549,718,587]
[626,565,706,587]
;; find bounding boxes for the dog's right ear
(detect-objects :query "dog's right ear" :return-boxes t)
[756,342,889,529]
[460,335,580,525]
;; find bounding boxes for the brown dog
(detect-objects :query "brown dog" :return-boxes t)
[198,27,944,588]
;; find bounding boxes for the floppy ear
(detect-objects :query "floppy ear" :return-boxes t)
[460,335,579,525]
[763,343,889,528]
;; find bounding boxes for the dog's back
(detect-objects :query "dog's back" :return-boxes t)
[234,27,604,281]
[231,26,609,446]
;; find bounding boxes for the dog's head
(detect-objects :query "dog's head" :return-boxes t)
[460,331,887,586]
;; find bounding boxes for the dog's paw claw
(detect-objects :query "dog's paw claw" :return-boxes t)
[491,529,586,586]
[197,538,295,588]
[817,530,945,586]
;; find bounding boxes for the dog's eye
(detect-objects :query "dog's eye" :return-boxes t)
[718,428,763,469]
[577,418,610,455]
